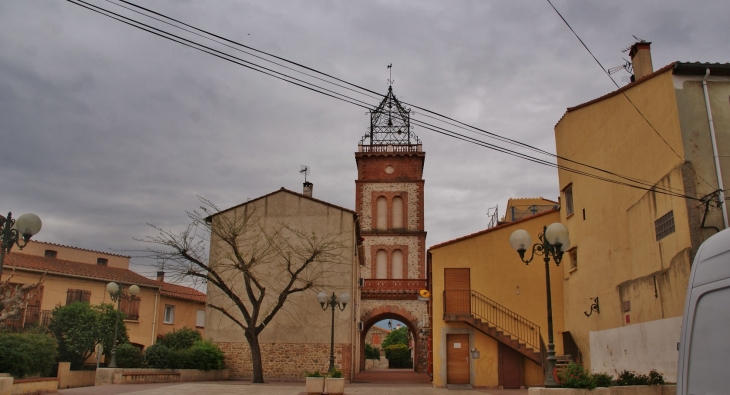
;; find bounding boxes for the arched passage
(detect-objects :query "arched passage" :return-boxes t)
[360,305,421,373]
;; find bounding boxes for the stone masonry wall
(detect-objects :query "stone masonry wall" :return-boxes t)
[216,342,352,381]
[360,183,421,231]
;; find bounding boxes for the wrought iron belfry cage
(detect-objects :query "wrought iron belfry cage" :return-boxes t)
[360,86,421,146]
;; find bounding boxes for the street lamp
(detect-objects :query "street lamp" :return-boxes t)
[106,282,140,368]
[317,291,350,373]
[509,223,570,388]
[0,212,42,273]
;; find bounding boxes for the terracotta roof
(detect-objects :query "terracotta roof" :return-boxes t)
[206,187,357,221]
[4,253,206,304]
[30,240,131,259]
[157,282,206,304]
[4,253,159,287]
[429,208,560,250]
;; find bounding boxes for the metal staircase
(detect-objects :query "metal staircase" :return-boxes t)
[443,290,542,364]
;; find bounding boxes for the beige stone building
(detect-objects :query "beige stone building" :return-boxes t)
[2,240,206,349]
[203,188,361,380]
[429,207,565,388]
[554,42,730,380]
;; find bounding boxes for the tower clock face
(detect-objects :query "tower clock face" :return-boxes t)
[385,165,395,174]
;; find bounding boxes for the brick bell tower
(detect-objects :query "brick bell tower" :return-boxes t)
[355,85,428,373]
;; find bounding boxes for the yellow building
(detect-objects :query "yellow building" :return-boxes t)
[554,43,730,380]
[429,208,565,389]
[2,240,206,350]
[204,187,362,381]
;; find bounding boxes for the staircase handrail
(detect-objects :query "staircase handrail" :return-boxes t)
[469,290,541,351]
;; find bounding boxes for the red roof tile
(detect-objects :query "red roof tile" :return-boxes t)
[4,253,206,304]
[157,282,206,304]
[30,240,131,258]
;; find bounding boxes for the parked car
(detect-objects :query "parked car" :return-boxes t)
[676,227,730,395]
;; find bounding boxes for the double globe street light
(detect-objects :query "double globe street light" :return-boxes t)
[509,222,570,388]
[317,291,351,374]
[0,212,42,273]
[106,282,140,368]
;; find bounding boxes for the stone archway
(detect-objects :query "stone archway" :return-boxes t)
[360,305,421,373]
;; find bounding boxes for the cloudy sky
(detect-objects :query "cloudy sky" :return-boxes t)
[1,1,727,280]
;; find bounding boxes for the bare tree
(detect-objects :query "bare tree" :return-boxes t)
[140,198,349,383]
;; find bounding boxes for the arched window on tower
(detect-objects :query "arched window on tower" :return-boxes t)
[376,196,387,231]
[375,249,388,279]
[391,249,404,279]
[392,196,404,229]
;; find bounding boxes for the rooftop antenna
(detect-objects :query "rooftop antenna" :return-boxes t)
[299,165,310,183]
[387,63,393,87]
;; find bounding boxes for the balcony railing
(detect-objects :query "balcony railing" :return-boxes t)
[0,306,52,331]
[361,279,427,300]
[358,144,422,153]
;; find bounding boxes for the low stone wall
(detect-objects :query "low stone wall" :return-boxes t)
[11,378,58,395]
[95,368,229,386]
[527,386,676,395]
[56,363,95,389]
[216,342,352,381]
[0,376,12,395]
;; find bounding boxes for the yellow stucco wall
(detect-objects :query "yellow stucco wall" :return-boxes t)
[156,295,205,338]
[430,210,564,388]
[19,240,130,269]
[554,68,704,372]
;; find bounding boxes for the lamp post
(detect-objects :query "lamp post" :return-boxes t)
[317,291,350,373]
[106,282,140,368]
[0,212,42,273]
[509,223,570,388]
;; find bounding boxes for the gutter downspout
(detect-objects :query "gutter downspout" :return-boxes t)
[702,68,729,228]
[151,288,161,345]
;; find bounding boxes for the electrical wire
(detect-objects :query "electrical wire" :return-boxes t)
[65,0,703,201]
[545,0,716,190]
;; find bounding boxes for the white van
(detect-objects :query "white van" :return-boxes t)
[676,227,730,395]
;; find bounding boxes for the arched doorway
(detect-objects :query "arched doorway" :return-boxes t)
[359,306,422,373]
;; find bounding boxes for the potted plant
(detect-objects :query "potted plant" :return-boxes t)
[325,368,345,395]
[304,370,325,395]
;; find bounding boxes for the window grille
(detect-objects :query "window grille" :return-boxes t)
[97,258,108,266]
[655,210,675,240]
[44,250,57,258]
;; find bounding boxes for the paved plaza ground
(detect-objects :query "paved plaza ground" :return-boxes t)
[57,369,529,395]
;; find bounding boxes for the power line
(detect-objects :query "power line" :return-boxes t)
[100,0,691,197]
[545,0,716,190]
[65,0,701,202]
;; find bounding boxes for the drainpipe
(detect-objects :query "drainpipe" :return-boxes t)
[702,68,729,228]
[150,288,161,345]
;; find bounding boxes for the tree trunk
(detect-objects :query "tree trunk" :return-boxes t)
[245,329,265,383]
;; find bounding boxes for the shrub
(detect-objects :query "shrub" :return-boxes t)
[384,344,412,369]
[305,370,324,377]
[0,332,58,378]
[558,362,596,389]
[648,369,665,385]
[365,343,380,360]
[116,343,144,368]
[157,327,202,350]
[381,326,409,348]
[329,368,343,378]
[144,343,172,368]
[592,372,613,387]
[177,340,225,370]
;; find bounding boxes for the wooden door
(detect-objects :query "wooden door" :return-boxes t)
[446,334,470,384]
[444,268,470,314]
[498,343,523,389]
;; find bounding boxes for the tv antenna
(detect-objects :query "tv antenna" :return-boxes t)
[299,165,310,183]
[608,58,633,75]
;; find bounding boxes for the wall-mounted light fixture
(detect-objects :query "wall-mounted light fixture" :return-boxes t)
[584,297,600,317]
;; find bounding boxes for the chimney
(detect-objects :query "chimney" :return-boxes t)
[303,181,313,197]
[156,271,165,282]
[629,41,653,81]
